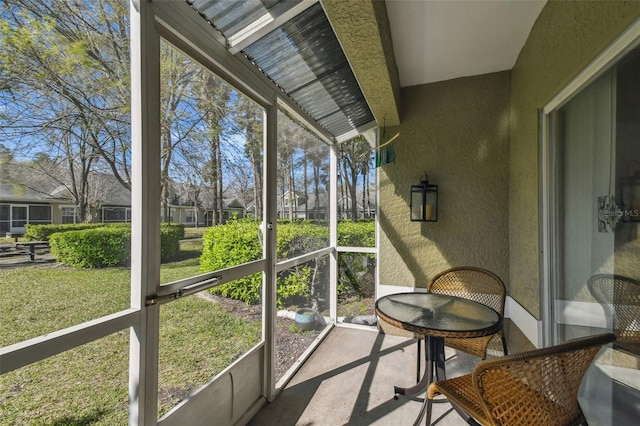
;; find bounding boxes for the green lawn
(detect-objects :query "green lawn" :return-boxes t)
[182,226,207,240]
[0,247,261,425]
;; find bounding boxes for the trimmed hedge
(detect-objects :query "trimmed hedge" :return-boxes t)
[202,219,331,306]
[50,227,131,268]
[200,219,264,304]
[201,219,375,307]
[160,223,185,260]
[25,223,104,241]
[337,220,375,247]
[336,220,376,299]
[47,223,185,268]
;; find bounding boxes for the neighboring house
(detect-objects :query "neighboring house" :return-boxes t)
[337,195,376,220]
[305,192,329,220]
[0,164,246,232]
[0,164,68,234]
[275,190,376,220]
[277,189,325,220]
[167,197,246,226]
[277,190,306,220]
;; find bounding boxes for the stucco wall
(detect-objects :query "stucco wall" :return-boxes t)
[323,0,401,126]
[379,71,510,288]
[508,0,640,318]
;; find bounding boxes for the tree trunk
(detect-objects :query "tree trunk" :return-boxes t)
[288,157,294,221]
[217,139,223,222]
[314,164,320,217]
[303,154,308,219]
[210,134,219,226]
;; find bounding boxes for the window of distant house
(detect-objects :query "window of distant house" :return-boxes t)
[102,207,128,223]
[0,204,9,232]
[186,209,196,224]
[61,207,77,224]
[28,205,52,224]
[11,206,27,227]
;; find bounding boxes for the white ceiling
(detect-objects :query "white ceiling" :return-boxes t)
[385,0,547,87]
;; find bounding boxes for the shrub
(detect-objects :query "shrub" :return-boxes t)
[48,222,185,267]
[50,227,131,268]
[337,220,375,247]
[25,223,104,241]
[160,223,185,260]
[276,221,328,258]
[201,219,263,303]
[202,219,335,307]
[337,220,376,300]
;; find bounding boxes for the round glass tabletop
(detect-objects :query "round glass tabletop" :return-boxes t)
[376,292,501,338]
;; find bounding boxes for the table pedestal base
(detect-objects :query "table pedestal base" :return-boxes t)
[394,336,446,425]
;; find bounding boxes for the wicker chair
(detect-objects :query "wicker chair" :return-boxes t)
[588,274,640,356]
[426,333,616,426]
[424,267,508,359]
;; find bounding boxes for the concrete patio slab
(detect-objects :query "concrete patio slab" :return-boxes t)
[249,326,477,426]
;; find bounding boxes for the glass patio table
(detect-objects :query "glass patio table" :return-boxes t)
[375,292,502,425]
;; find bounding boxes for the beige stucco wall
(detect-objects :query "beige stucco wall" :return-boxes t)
[508,0,640,318]
[379,71,511,288]
[323,0,401,126]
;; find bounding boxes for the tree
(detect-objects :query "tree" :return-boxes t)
[0,0,131,193]
[158,43,205,222]
[0,0,130,221]
[277,114,297,221]
[192,69,233,225]
[337,136,371,221]
[308,143,329,218]
[235,96,263,219]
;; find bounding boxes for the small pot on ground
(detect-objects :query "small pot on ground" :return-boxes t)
[294,308,317,331]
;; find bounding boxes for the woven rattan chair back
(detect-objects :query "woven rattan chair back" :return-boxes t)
[588,274,640,356]
[426,333,616,426]
[427,267,507,358]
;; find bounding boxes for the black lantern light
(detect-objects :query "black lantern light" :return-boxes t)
[410,175,438,222]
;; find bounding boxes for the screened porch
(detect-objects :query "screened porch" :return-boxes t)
[1,1,639,425]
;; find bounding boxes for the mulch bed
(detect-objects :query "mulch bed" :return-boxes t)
[198,293,322,379]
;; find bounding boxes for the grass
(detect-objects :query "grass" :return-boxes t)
[0,239,261,425]
[182,226,207,239]
[337,296,375,318]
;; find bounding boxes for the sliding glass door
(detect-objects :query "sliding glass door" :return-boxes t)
[547,46,640,425]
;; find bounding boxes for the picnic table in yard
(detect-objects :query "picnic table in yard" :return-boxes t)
[0,241,49,261]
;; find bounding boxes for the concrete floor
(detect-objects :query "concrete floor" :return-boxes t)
[249,326,478,426]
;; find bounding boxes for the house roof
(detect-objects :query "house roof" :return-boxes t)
[0,163,131,206]
[1,164,247,210]
[0,164,68,204]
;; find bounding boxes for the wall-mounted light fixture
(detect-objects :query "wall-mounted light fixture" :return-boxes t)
[410,175,438,222]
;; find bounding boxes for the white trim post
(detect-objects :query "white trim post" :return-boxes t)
[329,144,338,321]
[263,104,278,402]
[129,1,162,424]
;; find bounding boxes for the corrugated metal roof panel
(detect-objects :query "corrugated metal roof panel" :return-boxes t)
[187,0,374,139]
[189,0,295,39]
